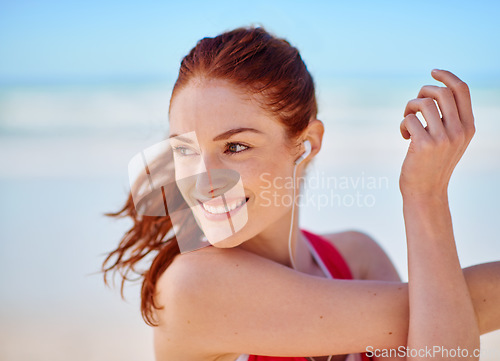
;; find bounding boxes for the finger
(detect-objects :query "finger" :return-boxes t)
[417,85,464,142]
[404,98,447,139]
[431,69,475,134]
[400,114,430,141]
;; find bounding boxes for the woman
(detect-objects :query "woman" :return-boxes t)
[103,26,500,361]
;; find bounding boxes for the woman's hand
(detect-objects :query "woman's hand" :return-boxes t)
[399,69,475,199]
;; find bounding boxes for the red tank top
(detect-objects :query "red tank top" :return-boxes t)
[246,228,372,361]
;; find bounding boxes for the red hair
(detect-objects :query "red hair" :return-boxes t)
[102,25,318,327]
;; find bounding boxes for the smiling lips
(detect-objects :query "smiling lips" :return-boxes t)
[197,197,248,215]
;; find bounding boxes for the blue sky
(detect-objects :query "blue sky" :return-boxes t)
[1,0,499,83]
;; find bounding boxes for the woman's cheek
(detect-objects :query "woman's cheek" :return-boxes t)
[235,155,293,205]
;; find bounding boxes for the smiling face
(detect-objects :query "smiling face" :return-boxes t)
[168,78,301,249]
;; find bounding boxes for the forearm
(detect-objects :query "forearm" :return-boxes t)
[404,194,480,359]
[397,262,500,336]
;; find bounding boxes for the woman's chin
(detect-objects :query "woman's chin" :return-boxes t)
[208,235,245,249]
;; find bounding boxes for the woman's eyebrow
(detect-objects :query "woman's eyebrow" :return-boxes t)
[212,127,263,141]
[169,127,264,143]
[168,134,194,144]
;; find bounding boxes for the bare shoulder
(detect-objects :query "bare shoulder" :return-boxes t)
[321,230,400,281]
[155,245,256,322]
[153,246,258,360]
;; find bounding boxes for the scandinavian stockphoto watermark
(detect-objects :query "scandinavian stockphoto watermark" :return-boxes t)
[259,170,389,209]
[365,345,481,359]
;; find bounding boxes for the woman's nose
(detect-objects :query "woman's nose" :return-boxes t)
[195,153,226,197]
[195,168,242,199]
[195,171,224,197]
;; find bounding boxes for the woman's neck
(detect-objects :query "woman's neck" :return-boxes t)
[237,207,316,274]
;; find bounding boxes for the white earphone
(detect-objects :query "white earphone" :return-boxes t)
[288,140,312,270]
[294,139,312,165]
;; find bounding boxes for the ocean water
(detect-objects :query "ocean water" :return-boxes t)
[0,78,499,360]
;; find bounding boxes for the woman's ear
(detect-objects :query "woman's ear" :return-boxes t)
[303,118,324,161]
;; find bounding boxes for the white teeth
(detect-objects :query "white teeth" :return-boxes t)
[201,198,246,215]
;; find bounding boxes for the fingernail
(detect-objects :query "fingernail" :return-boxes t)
[432,68,440,73]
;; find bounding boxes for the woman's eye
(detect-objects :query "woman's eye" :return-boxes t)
[225,142,250,155]
[172,146,197,156]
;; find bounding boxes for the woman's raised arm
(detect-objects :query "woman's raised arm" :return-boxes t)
[399,69,479,359]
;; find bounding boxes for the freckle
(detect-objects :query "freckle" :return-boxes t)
[398,287,402,290]
[234,332,238,335]
[373,293,377,296]
[320,315,323,319]
[236,264,239,267]
[483,299,487,302]
[168,338,171,341]
[187,320,191,324]
[389,332,393,335]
